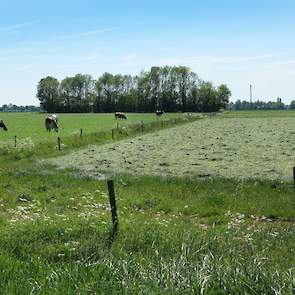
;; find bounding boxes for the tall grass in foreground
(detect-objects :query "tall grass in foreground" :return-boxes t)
[0,217,294,294]
[0,167,295,293]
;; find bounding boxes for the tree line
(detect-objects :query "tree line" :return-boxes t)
[0,104,40,112]
[37,66,231,113]
[228,99,287,110]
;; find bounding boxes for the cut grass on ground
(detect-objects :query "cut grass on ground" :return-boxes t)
[49,115,295,180]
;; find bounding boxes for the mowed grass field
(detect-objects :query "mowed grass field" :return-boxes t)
[0,110,295,294]
[51,113,295,180]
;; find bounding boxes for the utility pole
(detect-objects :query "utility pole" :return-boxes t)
[250,84,253,104]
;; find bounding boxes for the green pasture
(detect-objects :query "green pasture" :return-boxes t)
[0,166,295,294]
[0,112,181,143]
[0,110,295,293]
[0,112,189,160]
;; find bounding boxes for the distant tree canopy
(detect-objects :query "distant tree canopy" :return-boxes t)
[228,99,286,110]
[0,104,40,112]
[37,66,231,113]
[289,100,295,109]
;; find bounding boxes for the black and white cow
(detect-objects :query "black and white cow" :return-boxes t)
[155,110,164,116]
[45,114,59,132]
[115,112,127,120]
[0,119,7,131]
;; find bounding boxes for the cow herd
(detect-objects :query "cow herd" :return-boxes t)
[0,115,60,133]
[0,110,165,134]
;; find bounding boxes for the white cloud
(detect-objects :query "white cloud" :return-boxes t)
[57,27,117,40]
[81,53,100,61]
[271,59,295,66]
[16,64,34,72]
[0,21,37,32]
[123,53,138,61]
[158,54,284,66]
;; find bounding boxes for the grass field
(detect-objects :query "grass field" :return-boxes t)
[0,110,295,294]
[0,112,190,160]
[51,114,295,180]
[0,112,183,143]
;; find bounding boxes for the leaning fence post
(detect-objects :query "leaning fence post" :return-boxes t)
[57,137,61,151]
[14,136,17,148]
[293,167,295,191]
[107,180,118,234]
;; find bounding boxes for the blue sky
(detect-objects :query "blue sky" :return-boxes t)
[1,0,295,105]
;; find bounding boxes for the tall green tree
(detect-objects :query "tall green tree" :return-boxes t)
[37,66,231,113]
[197,82,218,112]
[216,84,231,109]
[60,74,94,112]
[37,77,61,112]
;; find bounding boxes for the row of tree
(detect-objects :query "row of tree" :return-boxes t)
[37,66,231,113]
[0,104,40,112]
[228,99,287,110]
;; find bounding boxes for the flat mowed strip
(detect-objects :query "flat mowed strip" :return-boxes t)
[0,111,294,293]
[50,114,295,180]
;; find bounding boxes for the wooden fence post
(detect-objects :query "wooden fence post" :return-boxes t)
[107,180,118,234]
[14,136,17,148]
[57,137,61,151]
[293,167,295,191]
[80,128,83,138]
[112,129,115,140]
[117,122,119,129]
[141,120,144,133]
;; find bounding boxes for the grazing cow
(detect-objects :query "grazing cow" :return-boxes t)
[45,114,59,132]
[155,110,164,116]
[0,119,8,131]
[115,112,127,120]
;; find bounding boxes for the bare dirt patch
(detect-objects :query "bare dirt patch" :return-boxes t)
[49,117,295,180]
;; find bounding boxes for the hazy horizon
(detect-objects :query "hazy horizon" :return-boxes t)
[1,0,295,105]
